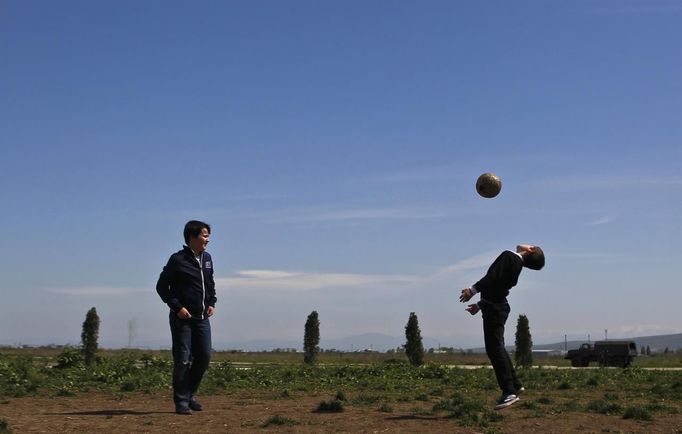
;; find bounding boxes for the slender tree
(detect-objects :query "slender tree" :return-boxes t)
[81,307,100,365]
[127,318,138,348]
[303,310,320,364]
[404,312,425,366]
[514,314,533,368]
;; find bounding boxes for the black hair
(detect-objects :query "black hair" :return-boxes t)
[183,220,211,244]
[523,246,545,270]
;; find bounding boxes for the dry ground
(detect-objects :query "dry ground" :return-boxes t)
[2,391,681,434]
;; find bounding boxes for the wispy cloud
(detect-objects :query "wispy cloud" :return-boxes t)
[586,216,613,226]
[434,251,499,277]
[218,270,418,292]
[45,286,146,296]
[220,251,498,292]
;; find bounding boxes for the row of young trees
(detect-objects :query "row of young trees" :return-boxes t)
[303,310,535,368]
[77,306,534,368]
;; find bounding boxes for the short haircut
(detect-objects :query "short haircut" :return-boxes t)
[523,246,545,270]
[183,220,211,244]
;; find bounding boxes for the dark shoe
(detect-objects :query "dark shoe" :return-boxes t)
[494,394,519,410]
[189,399,203,411]
[175,406,192,415]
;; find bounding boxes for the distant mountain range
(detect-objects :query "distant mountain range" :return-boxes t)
[4,332,681,353]
[211,332,682,353]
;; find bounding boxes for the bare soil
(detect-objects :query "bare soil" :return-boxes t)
[2,391,681,433]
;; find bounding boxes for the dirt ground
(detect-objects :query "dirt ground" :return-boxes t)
[1,391,681,433]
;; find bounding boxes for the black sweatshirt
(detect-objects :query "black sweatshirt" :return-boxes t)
[473,250,523,304]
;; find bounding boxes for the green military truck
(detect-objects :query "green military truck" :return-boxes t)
[564,340,637,368]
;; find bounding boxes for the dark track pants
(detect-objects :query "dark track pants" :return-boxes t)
[480,301,522,396]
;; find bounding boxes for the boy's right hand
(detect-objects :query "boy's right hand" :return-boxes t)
[177,307,192,319]
[465,304,480,315]
[459,288,473,303]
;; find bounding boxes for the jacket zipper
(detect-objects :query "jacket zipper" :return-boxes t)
[199,252,206,319]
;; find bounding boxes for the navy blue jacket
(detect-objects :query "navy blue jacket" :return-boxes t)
[156,246,217,320]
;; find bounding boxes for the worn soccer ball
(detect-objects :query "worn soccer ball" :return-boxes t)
[476,173,502,198]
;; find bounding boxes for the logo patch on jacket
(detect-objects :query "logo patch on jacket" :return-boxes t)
[205,261,212,269]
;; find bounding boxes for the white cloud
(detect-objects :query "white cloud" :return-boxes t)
[434,251,498,277]
[218,270,418,292]
[586,216,613,226]
[45,286,146,296]
[220,251,499,293]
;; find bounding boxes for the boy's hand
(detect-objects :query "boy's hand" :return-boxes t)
[459,288,473,303]
[465,304,480,315]
[177,307,192,319]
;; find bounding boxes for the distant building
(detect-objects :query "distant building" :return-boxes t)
[532,349,564,358]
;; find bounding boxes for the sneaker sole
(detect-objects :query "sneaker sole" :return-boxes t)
[494,396,519,410]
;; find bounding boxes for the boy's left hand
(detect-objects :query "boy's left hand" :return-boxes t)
[465,304,480,315]
[459,288,473,303]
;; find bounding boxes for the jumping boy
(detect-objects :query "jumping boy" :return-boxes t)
[459,244,545,410]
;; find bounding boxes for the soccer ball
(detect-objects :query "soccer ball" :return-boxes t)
[476,173,502,198]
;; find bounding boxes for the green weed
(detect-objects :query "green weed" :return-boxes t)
[261,415,299,427]
[315,399,344,412]
[622,405,653,421]
[378,403,393,413]
[587,399,623,415]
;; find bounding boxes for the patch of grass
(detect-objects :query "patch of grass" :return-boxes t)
[378,403,393,413]
[519,400,538,410]
[587,399,623,415]
[603,392,619,401]
[536,396,553,405]
[430,387,444,396]
[432,393,501,427]
[55,387,76,397]
[315,400,344,413]
[261,415,300,427]
[0,418,10,433]
[557,380,572,390]
[560,399,582,412]
[645,401,679,414]
[622,405,653,421]
[409,407,434,416]
[415,393,429,401]
[586,377,599,386]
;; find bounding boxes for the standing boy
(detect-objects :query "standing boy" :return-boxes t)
[459,244,545,409]
[156,220,217,415]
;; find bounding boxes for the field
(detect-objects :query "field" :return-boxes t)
[1,349,681,433]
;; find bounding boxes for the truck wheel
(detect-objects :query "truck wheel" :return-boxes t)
[570,358,581,367]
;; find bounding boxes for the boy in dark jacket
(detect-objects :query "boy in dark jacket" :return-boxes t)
[157,220,217,415]
[459,244,545,409]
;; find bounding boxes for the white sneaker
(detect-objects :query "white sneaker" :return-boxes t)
[494,394,519,410]
[517,386,526,395]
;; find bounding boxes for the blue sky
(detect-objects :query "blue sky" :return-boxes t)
[1,0,681,349]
